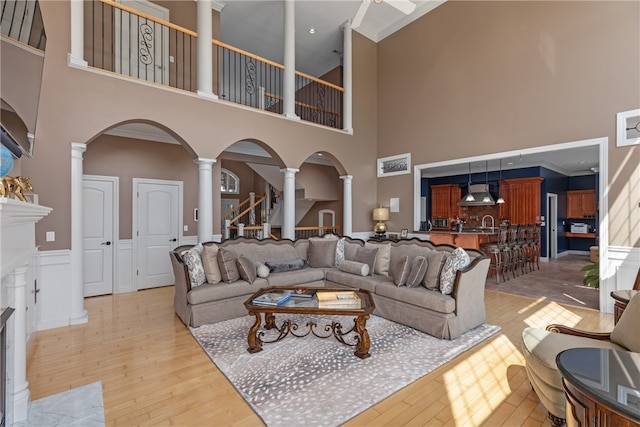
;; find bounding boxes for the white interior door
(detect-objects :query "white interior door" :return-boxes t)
[115,0,170,85]
[134,179,182,290]
[548,193,558,259]
[83,176,117,297]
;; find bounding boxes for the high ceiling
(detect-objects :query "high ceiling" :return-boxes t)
[219,0,446,77]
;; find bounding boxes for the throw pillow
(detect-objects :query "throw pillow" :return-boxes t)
[181,243,206,288]
[217,248,240,283]
[406,256,428,287]
[201,244,222,284]
[337,259,369,276]
[236,255,257,284]
[439,248,470,295]
[392,255,411,286]
[364,242,391,276]
[351,246,378,276]
[610,292,640,352]
[335,237,346,266]
[255,261,270,278]
[423,251,449,290]
[307,238,338,268]
[265,258,307,273]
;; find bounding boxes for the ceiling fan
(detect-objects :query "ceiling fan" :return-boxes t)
[352,0,417,28]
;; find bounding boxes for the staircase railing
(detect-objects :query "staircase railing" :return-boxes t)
[1,0,46,50]
[223,193,268,239]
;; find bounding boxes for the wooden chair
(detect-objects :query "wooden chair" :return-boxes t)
[481,225,509,283]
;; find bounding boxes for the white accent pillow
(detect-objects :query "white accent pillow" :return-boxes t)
[201,244,222,284]
[335,237,345,266]
[181,243,206,288]
[439,247,470,295]
[256,262,270,278]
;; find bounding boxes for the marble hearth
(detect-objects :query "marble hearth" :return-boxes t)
[0,198,52,426]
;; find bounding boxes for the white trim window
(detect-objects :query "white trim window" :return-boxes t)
[221,169,239,194]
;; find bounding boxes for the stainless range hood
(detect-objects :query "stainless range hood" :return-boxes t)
[458,184,496,206]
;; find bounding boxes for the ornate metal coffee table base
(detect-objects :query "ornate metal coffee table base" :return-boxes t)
[247,311,371,359]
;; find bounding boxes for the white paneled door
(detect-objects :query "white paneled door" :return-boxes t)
[83,176,117,297]
[134,179,182,290]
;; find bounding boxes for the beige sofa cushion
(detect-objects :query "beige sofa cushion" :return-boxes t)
[392,256,410,286]
[376,283,456,313]
[350,246,378,276]
[217,248,240,283]
[308,238,338,267]
[201,244,222,284]
[423,251,448,290]
[365,242,391,276]
[406,256,427,287]
[338,260,369,276]
[610,292,640,352]
[237,255,257,284]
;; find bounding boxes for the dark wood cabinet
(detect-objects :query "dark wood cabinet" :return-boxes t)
[499,177,544,224]
[430,184,460,222]
[567,189,596,219]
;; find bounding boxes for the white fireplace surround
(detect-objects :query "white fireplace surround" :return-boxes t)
[0,198,52,426]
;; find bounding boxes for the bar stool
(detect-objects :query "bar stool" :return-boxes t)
[516,224,528,275]
[481,225,509,283]
[530,223,541,270]
[506,224,521,278]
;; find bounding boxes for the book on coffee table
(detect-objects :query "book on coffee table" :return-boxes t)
[290,288,317,299]
[317,291,361,308]
[252,291,291,306]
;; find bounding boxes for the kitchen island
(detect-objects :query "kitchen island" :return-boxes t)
[426,229,498,250]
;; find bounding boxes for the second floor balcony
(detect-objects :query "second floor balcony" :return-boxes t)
[80,0,348,130]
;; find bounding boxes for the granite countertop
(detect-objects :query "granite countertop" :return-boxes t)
[428,228,499,235]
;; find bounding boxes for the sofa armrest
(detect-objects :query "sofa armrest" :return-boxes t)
[451,256,490,325]
[545,324,612,340]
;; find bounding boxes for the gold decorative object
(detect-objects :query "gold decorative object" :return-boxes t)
[0,176,34,202]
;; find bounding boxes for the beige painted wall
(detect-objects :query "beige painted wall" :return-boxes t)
[376,1,639,247]
[4,1,377,249]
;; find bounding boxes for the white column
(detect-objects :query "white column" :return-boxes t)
[340,175,353,236]
[281,168,299,240]
[7,266,30,424]
[68,0,88,67]
[70,143,88,325]
[342,21,353,133]
[197,0,217,99]
[212,160,222,237]
[195,158,216,242]
[283,0,299,120]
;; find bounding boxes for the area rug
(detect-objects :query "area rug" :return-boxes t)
[190,315,500,427]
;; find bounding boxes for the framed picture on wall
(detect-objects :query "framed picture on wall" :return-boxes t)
[617,109,640,147]
[377,153,411,177]
[400,228,409,239]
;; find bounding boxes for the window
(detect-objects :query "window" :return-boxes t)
[221,169,239,194]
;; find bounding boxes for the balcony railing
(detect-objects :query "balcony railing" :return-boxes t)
[86,0,343,129]
[0,0,46,50]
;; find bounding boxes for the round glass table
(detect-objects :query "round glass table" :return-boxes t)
[557,347,640,426]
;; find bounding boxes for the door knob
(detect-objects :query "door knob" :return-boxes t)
[101,241,112,245]
[170,238,177,242]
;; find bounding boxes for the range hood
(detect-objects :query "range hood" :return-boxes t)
[458,184,496,206]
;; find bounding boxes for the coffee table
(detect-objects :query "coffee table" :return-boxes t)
[243,286,375,359]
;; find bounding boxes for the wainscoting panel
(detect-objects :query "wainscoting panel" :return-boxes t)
[116,240,133,294]
[37,250,72,331]
[602,245,640,313]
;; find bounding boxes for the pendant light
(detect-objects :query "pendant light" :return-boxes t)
[464,163,475,202]
[482,160,491,203]
[496,159,505,204]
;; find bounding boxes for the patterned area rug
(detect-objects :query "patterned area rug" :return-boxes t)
[190,315,500,427]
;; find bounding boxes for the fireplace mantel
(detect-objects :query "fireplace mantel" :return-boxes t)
[1,197,52,426]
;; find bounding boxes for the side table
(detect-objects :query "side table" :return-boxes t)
[557,348,640,427]
[611,290,639,324]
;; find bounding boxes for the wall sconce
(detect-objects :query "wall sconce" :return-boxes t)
[372,207,389,236]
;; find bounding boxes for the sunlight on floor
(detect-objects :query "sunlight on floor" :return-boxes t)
[523,300,583,329]
[442,334,524,425]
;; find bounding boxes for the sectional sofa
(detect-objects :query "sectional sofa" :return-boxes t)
[170,235,490,339]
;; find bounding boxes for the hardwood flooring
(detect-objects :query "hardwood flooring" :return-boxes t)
[27,285,614,426]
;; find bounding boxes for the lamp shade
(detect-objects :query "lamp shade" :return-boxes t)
[372,207,389,221]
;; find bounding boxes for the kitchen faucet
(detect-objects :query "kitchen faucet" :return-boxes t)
[482,214,495,229]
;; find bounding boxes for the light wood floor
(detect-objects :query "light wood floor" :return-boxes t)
[26,287,614,426]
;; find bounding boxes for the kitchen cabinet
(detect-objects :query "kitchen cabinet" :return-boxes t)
[499,177,544,225]
[566,189,596,218]
[430,184,461,224]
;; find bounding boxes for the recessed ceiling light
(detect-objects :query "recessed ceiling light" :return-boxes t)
[308,28,316,35]
[507,162,514,165]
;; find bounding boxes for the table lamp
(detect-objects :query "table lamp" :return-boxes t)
[373,207,389,236]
